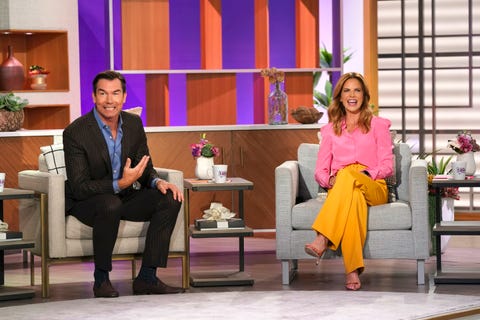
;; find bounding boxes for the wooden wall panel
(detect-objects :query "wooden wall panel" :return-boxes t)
[200,0,222,69]
[295,0,319,68]
[254,0,269,68]
[122,0,169,69]
[145,74,169,126]
[285,72,314,122]
[0,136,53,230]
[23,105,70,129]
[363,0,378,110]
[147,131,233,224]
[186,74,236,125]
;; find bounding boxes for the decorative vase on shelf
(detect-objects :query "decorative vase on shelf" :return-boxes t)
[268,82,288,125]
[30,73,48,90]
[195,156,214,180]
[457,151,476,176]
[0,46,25,91]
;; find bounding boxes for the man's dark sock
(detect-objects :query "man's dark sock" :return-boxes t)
[137,265,157,283]
[94,268,109,288]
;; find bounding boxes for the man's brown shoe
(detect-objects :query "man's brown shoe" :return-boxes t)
[133,277,185,295]
[93,280,119,298]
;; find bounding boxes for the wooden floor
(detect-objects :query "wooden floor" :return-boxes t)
[1,234,480,310]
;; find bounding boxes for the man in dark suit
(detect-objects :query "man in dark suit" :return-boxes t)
[63,70,184,298]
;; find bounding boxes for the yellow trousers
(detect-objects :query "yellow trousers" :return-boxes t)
[311,163,388,274]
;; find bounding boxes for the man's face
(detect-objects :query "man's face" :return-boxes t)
[92,78,127,124]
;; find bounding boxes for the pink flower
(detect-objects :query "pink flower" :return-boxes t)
[190,133,220,158]
[448,131,480,154]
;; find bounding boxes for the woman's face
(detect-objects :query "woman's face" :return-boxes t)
[340,78,364,115]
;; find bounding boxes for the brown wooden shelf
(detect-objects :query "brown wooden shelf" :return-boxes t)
[0,29,69,91]
[22,104,70,130]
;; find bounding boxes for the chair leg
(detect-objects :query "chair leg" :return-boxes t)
[417,259,425,285]
[281,260,297,285]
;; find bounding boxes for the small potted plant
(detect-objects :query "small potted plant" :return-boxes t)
[28,65,50,90]
[0,92,29,131]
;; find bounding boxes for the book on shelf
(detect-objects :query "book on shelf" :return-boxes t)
[0,230,23,241]
[195,218,245,230]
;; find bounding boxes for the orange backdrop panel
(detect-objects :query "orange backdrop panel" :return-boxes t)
[122,0,170,69]
[254,0,269,68]
[186,74,237,125]
[296,0,319,68]
[200,0,222,69]
[145,74,169,126]
[285,72,314,121]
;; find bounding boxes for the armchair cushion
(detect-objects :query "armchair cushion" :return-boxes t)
[40,144,67,179]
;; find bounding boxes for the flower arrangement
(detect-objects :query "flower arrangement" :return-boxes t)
[447,131,480,154]
[28,65,50,75]
[260,67,285,85]
[190,133,219,158]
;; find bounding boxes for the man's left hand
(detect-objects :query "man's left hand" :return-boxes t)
[156,179,184,202]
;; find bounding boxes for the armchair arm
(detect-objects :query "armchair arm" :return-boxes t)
[18,170,66,257]
[275,160,299,257]
[408,159,430,258]
[154,167,185,252]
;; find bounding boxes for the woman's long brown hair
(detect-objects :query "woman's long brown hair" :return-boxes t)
[327,72,373,136]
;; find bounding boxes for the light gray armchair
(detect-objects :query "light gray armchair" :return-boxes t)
[275,142,430,285]
[17,152,188,298]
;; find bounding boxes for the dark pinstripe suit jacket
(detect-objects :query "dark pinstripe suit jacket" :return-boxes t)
[63,109,159,212]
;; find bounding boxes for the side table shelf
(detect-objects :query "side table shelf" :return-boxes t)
[0,240,35,301]
[184,178,254,287]
[0,188,44,301]
[431,178,480,284]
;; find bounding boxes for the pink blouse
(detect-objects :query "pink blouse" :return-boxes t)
[315,116,393,188]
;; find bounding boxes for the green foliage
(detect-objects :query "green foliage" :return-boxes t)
[0,92,29,112]
[417,153,453,175]
[313,45,353,108]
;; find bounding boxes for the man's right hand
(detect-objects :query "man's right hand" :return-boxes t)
[118,155,149,190]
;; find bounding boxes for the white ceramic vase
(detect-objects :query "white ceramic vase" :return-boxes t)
[440,197,454,253]
[195,156,214,180]
[456,151,476,176]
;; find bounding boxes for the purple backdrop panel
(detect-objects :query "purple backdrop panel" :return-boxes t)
[123,74,146,124]
[222,0,255,69]
[170,0,201,69]
[78,0,111,116]
[168,74,187,126]
[113,0,123,70]
[269,1,296,68]
[236,73,254,124]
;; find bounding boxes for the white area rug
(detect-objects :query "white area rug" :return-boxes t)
[4,290,480,320]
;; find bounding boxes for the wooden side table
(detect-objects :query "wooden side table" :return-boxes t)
[184,177,254,287]
[432,178,480,284]
[0,188,46,301]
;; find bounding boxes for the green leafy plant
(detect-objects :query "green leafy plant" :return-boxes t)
[417,153,458,199]
[0,92,29,112]
[313,45,353,108]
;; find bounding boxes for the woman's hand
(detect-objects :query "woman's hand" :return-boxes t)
[329,175,336,188]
